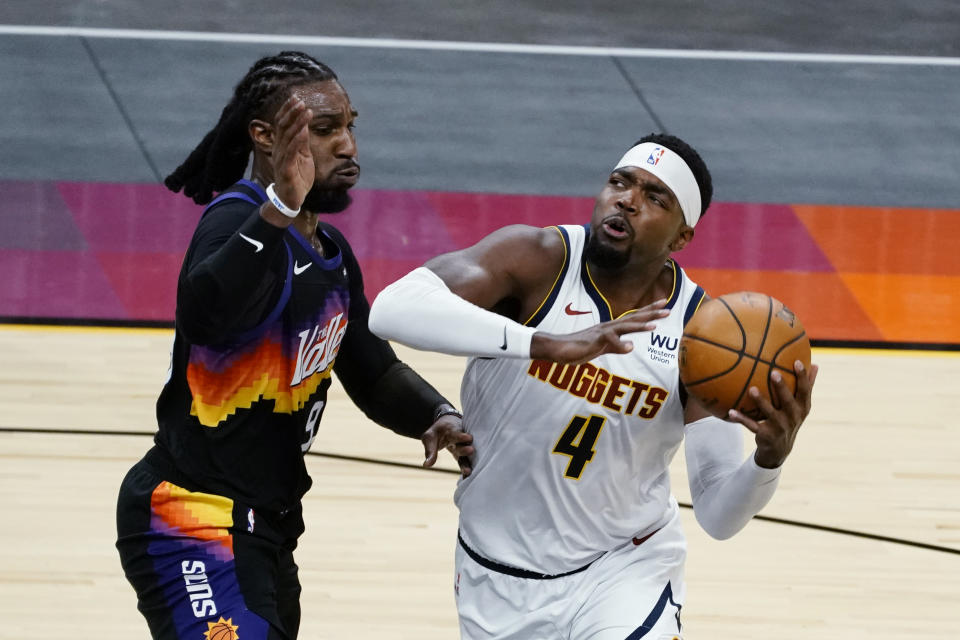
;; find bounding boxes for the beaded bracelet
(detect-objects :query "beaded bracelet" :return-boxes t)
[433,406,463,423]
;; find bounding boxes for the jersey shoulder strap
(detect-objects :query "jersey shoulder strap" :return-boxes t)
[201,179,268,217]
[523,225,580,328]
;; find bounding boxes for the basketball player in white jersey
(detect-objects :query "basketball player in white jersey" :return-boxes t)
[369,133,818,639]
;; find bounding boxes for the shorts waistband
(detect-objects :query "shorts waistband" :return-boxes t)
[457,531,599,580]
[141,446,301,544]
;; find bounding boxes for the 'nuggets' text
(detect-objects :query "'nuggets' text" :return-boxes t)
[527,360,668,419]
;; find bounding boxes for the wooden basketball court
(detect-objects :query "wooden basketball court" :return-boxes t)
[0,325,957,639]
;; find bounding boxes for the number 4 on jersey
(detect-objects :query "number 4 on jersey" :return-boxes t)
[552,414,606,479]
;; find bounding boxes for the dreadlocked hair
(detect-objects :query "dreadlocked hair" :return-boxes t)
[164,51,338,204]
[634,133,714,220]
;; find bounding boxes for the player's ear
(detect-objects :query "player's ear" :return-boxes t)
[249,119,274,154]
[669,225,694,252]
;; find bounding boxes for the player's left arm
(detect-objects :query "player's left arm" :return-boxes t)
[681,362,818,539]
[325,225,474,475]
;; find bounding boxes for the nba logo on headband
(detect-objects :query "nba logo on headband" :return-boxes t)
[615,142,702,227]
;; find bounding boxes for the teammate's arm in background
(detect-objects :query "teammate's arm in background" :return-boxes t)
[682,359,818,539]
[369,225,669,363]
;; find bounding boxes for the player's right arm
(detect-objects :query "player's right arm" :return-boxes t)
[177,95,313,345]
[176,203,288,345]
[426,224,562,316]
[369,225,668,363]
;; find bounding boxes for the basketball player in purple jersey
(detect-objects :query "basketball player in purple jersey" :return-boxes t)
[115,52,473,640]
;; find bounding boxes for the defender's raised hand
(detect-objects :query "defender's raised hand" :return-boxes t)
[269,94,315,211]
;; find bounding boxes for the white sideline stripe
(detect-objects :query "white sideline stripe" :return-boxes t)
[2,24,960,66]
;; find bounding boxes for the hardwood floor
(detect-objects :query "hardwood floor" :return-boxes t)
[1,326,957,639]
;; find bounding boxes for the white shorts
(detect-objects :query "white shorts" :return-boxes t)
[453,510,686,640]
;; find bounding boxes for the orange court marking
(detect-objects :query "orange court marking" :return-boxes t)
[839,273,960,343]
[793,205,960,276]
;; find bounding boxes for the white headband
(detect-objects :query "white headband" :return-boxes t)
[613,142,702,227]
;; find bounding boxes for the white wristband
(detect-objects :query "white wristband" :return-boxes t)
[265,183,301,218]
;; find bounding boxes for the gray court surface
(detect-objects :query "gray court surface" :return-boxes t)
[0,3,958,207]
[6,0,960,55]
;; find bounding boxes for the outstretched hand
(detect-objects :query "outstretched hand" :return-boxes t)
[728,360,819,468]
[269,94,315,210]
[530,299,670,365]
[421,414,475,477]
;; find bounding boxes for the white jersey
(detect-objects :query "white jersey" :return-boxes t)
[455,224,705,575]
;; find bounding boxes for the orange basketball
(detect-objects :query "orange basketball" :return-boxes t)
[679,291,811,420]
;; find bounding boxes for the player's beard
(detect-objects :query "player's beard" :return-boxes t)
[585,232,631,270]
[302,185,352,214]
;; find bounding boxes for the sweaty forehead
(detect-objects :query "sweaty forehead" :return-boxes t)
[291,80,353,114]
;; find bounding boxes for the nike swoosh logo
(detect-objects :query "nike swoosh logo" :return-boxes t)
[564,303,592,315]
[499,325,508,351]
[238,232,263,253]
[293,261,312,275]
